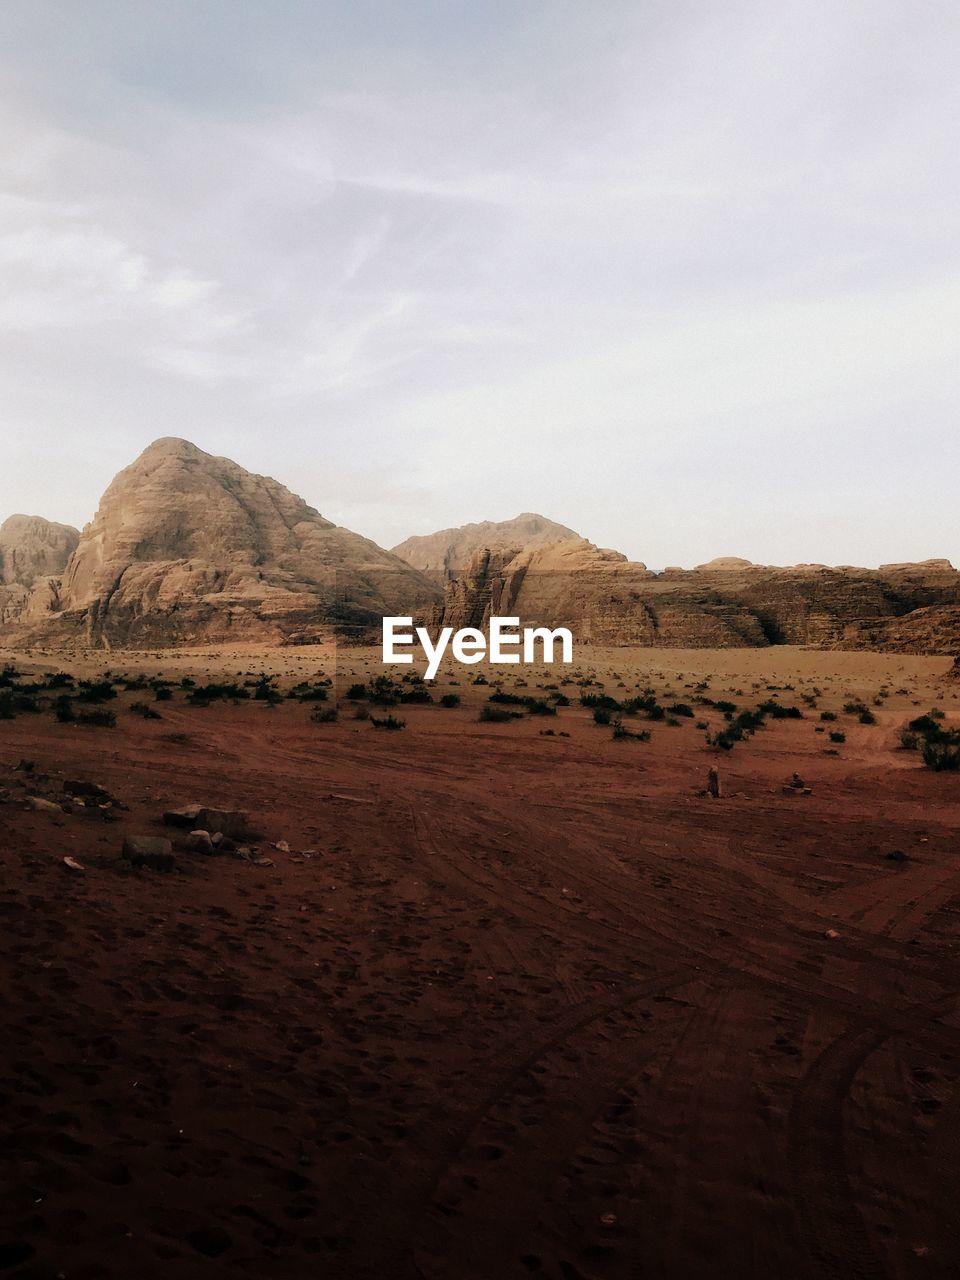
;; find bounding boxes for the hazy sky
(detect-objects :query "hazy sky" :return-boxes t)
[0,0,957,568]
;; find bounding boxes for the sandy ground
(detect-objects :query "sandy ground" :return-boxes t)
[1,642,960,1279]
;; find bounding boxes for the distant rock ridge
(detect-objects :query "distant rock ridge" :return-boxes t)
[428,534,960,654]
[3,438,439,647]
[2,452,959,653]
[391,512,580,578]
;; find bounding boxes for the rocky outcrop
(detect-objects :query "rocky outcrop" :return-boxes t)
[433,543,960,653]
[0,515,79,585]
[7,438,439,647]
[392,513,580,578]
[0,515,78,626]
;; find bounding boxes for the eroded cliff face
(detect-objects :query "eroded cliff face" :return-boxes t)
[7,438,439,647]
[433,544,960,653]
[0,515,78,627]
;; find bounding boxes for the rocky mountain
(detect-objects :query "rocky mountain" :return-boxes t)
[392,513,580,578]
[431,542,960,653]
[0,514,78,586]
[0,515,79,627]
[5,438,439,646]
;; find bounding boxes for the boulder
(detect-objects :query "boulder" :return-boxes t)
[122,836,175,871]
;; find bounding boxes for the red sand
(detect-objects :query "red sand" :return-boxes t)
[2,645,960,1279]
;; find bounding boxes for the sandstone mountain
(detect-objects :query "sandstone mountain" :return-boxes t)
[392,513,580,577]
[0,515,79,627]
[431,542,960,653]
[5,438,439,647]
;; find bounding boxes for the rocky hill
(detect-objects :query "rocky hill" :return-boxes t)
[4,439,439,647]
[0,515,79,627]
[431,542,960,653]
[392,513,580,578]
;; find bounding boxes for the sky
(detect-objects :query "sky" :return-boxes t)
[0,0,957,569]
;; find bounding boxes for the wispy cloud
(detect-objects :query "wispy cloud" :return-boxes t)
[0,0,957,565]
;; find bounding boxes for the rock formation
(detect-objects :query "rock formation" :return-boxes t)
[392,513,580,578]
[5,438,439,647]
[430,537,960,653]
[0,515,79,626]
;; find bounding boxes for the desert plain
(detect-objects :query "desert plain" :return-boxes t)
[1,640,959,1280]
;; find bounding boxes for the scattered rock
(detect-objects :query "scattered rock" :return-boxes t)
[62,856,85,872]
[252,856,274,868]
[122,836,175,872]
[187,830,215,854]
[824,928,841,940]
[163,804,252,839]
[25,796,63,814]
[162,804,202,829]
[64,779,113,803]
[707,767,722,799]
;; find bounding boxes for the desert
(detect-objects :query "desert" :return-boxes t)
[2,4,958,1277]
[3,637,960,1278]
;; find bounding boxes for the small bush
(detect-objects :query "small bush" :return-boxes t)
[922,737,960,771]
[311,706,338,723]
[346,683,367,700]
[77,709,116,728]
[828,730,846,743]
[440,693,460,708]
[593,706,612,726]
[480,706,522,723]
[130,701,162,720]
[370,715,406,730]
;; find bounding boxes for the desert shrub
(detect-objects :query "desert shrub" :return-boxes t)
[130,702,162,720]
[370,715,405,730]
[44,672,75,690]
[908,714,942,735]
[398,687,432,704]
[758,701,803,719]
[843,700,870,717]
[440,693,460,708]
[829,730,846,743]
[922,736,960,771]
[353,706,370,720]
[346,683,367,700]
[480,706,521,723]
[77,709,116,728]
[819,711,837,721]
[154,686,173,702]
[858,708,877,725]
[580,693,622,711]
[667,703,695,718]
[523,698,556,716]
[311,706,338,723]
[53,695,75,723]
[489,691,526,705]
[77,680,116,704]
[188,682,249,704]
[253,675,281,703]
[593,706,612,726]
